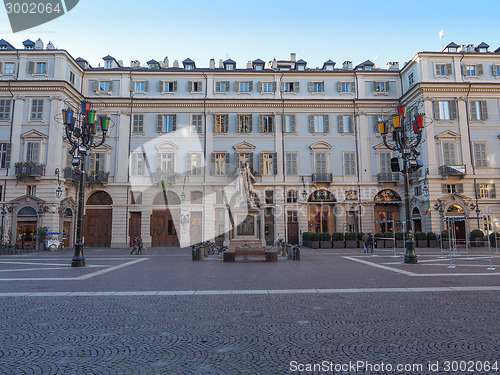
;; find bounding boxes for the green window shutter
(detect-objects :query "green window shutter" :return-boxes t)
[477,64,483,75]
[235,81,240,92]
[225,81,230,92]
[172,115,177,131]
[348,116,353,133]
[309,115,314,133]
[248,114,253,132]
[158,81,164,92]
[186,153,192,175]
[324,115,329,133]
[109,81,114,91]
[435,64,440,76]
[309,81,314,92]
[321,81,325,92]
[490,184,496,198]
[258,81,262,92]
[493,65,498,77]
[338,115,344,133]
[385,81,390,92]
[91,80,98,91]
[273,152,278,175]
[441,184,447,193]
[215,82,221,92]
[188,81,193,92]
[290,115,296,133]
[27,61,34,74]
[157,114,163,132]
[481,100,488,120]
[446,63,452,75]
[470,101,477,120]
[225,153,230,175]
[248,152,254,171]
[280,82,285,92]
[294,81,300,93]
[259,115,264,132]
[272,81,277,92]
[237,114,241,131]
[462,64,467,76]
[173,81,178,91]
[248,81,253,92]
[129,80,135,91]
[433,101,439,119]
[0,62,3,73]
[89,153,96,173]
[144,81,149,92]
[350,82,356,93]
[210,153,216,175]
[259,153,263,174]
[337,81,342,92]
[5,143,11,168]
[373,82,377,92]
[450,100,457,120]
[224,114,228,133]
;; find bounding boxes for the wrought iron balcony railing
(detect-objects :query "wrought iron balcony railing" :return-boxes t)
[377,172,400,183]
[312,173,333,184]
[15,163,44,178]
[439,165,466,178]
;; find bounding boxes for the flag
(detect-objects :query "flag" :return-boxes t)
[439,30,445,40]
[424,200,430,215]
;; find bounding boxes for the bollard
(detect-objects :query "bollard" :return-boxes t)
[192,245,199,261]
[292,245,301,261]
[287,244,293,260]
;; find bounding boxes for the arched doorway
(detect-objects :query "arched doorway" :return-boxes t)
[412,207,422,233]
[445,204,466,240]
[151,191,180,246]
[84,191,113,247]
[16,206,38,249]
[307,190,336,234]
[374,189,401,233]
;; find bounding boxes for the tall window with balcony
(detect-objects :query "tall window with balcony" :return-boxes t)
[442,142,457,165]
[25,141,40,163]
[89,153,105,175]
[314,152,327,175]
[158,152,175,173]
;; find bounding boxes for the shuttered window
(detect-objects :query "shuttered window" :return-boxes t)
[260,115,274,133]
[212,152,229,176]
[473,143,488,167]
[236,152,254,170]
[187,152,203,176]
[132,114,144,133]
[435,63,452,76]
[433,100,457,120]
[215,81,229,93]
[260,152,277,175]
[477,183,496,199]
[284,115,296,133]
[285,152,297,175]
[470,101,488,121]
[309,115,329,133]
[214,114,228,133]
[30,99,44,121]
[131,153,146,176]
[159,81,177,93]
[344,152,356,175]
[0,99,11,120]
[314,152,327,174]
[237,115,252,133]
[442,142,457,165]
[89,153,105,173]
[191,114,203,134]
[379,152,391,174]
[0,143,10,168]
[338,115,353,133]
[157,114,177,133]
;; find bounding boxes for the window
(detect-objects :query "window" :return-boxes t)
[237,114,252,133]
[287,191,298,203]
[188,81,203,93]
[187,152,203,175]
[494,65,500,77]
[309,115,329,133]
[338,115,353,134]
[213,152,228,176]
[282,81,299,93]
[99,81,110,91]
[215,81,229,93]
[473,143,488,167]
[408,72,414,87]
[314,152,327,174]
[236,81,252,93]
[133,114,144,133]
[157,114,177,133]
[344,152,356,175]
[191,114,203,133]
[69,71,75,86]
[131,153,146,176]
[26,141,40,163]
[414,186,421,196]
[0,99,12,120]
[260,115,274,133]
[470,101,488,121]
[477,183,496,199]
[287,211,298,222]
[36,62,46,74]
[265,190,274,204]
[105,61,112,69]
[339,82,352,93]
[284,115,296,133]
[285,152,297,175]
[260,82,275,93]
[379,152,391,174]
[0,143,10,168]
[237,152,253,169]
[89,153,105,173]
[135,81,147,92]
[434,100,457,120]
[464,64,483,77]
[27,185,36,196]
[159,152,175,173]
[30,99,44,121]
[442,142,457,165]
[214,115,228,133]
[160,81,177,93]
[3,62,14,74]
[185,64,194,70]
[435,63,452,76]
[442,184,463,194]
[374,81,389,93]
[309,81,324,93]
[260,153,276,175]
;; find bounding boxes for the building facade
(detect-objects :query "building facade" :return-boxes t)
[0,38,498,249]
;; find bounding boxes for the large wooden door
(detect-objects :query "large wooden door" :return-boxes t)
[84,209,112,247]
[190,212,202,245]
[151,210,179,247]
[16,222,37,250]
[129,212,142,245]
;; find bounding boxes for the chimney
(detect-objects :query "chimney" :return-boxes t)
[271,58,277,69]
[290,53,296,62]
[342,61,353,70]
[386,62,399,70]
[219,59,224,69]
[246,60,252,69]
[117,60,123,67]
[173,60,179,68]
[35,38,43,50]
[161,56,169,68]
[209,58,215,69]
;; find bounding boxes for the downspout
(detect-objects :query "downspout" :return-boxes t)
[202,71,208,241]
[353,70,362,232]
[126,71,134,240]
[279,72,286,242]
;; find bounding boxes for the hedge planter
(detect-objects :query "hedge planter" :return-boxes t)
[417,240,428,248]
[320,240,332,249]
[471,238,485,247]
[396,240,405,248]
[302,239,311,248]
[375,239,384,248]
[311,241,320,249]
[333,241,345,248]
[345,240,357,248]
[428,240,438,248]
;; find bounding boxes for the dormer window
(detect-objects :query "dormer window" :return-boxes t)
[475,42,489,53]
[295,59,307,71]
[185,65,194,70]
[252,58,265,71]
[443,42,459,53]
[182,58,196,70]
[105,61,112,69]
[322,60,335,71]
[365,66,372,71]
[255,65,263,71]
[223,59,236,71]
[226,65,234,71]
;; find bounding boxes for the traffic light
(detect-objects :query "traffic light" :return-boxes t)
[390,157,400,172]
[407,159,423,172]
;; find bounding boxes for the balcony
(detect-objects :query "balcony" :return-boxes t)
[377,172,400,183]
[63,168,109,185]
[15,163,44,180]
[409,170,422,180]
[312,173,333,184]
[439,165,466,179]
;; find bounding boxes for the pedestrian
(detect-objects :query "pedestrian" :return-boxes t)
[368,233,374,254]
[130,235,138,255]
[362,233,369,253]
[137,236,143,255]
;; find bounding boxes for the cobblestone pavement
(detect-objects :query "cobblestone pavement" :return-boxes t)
[0,248,499,374]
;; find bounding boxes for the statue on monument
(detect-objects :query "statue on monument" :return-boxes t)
[237,162,256,208]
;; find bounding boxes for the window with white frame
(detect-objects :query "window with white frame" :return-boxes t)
[105,61,112,69]
[160,81,177,93]
[135,81,148,93]
[237,152,253,169]
[287,191,298,204]
[131,153,146,176]
[237,114,252,133]
[470,100,488,121]
[287,211,298,222]
[215,81,229,93]
[89,152,105,173]
[435,63,452,76]
[434,100,457,120]
[338,81,355,93]
[213,152,228,176]
[26,185,36,196]
[309,81,324,93]
[187,152,203,175]
[36,62,46,74]
[0,143,10,168]
[260,81,275,93]
[494,64,500,77]
[477,183,496,199]
[260,152,276,175]
[0,99,11,120]
[30,99,44,121]
[26,141,40,163]
[159,152,175,173]
[374,81,389,93]
[284,115,296,133]
[442,184,463,194]
[310,115,328,133]
[344,152,356,175]
[236,81,252,93]
[314,151,327,174]
[408,72,414,87]
[379,152,391,174]
[473,143,488,167]
[188,81,203,93]
[338,115,353,133]
[442,142,457,165]
[132,114,144,133]
[99,81,110,91]
[260,115,274,133]
[283,81,298,93]
[464,64,483,77]
[285,152,297,175]
[157,114,176,133]
[191,114,203,133]
[69,71,75,86]
[3,62,15,74]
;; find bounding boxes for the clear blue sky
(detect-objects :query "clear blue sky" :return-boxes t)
[1,0,499,68]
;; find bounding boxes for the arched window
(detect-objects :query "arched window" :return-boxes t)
[374,189,401,202]
[87,191,113,205]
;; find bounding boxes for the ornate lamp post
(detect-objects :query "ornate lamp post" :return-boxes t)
[62,101,110,267]
[378,106,425,264]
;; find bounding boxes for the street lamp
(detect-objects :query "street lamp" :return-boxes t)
[1,205,6,245]
[55,168,62,198]
[62,101,110,267]
[378,106,425,264]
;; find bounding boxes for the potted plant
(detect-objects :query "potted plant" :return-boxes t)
[345,232,357,248]
[37,226,48,251]
[332,232,345,248]
[395,232,404,248]
[383,232,394,248]
[470,229,485,247]
[374,232,384,248]
[302,232,312,248]
[319,232,332,249]
[356,232,365,248]
[310,232,320,249]
[427,232,438,248]
[415,232,427,248]
[441,230,450,248]
[490,232,499,247]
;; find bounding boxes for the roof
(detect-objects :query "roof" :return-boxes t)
[476,42,489,48]
[102,55,115,60]
[252,58,265,64]
[224,58,236,65]
[75,57,88,63]
[360,59,374,66]
[445,42,459,48]
[147,59,159,64]
[182,58,195,65]
[22,39,35,46]
[0,39,14,49]
[295,59,307,65]
[323,59,335,65]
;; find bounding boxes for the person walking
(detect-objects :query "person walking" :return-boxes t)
[136,236,143,255]
[362,233,369,253]
[131,235,138,255]
[368,233,374,254]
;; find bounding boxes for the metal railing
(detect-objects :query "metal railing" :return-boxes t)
[377,172,400,183]
[312,173,333,183]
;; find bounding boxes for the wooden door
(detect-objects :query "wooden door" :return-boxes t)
[151,210,179,247]
[129,212,142,245]
[84,209,112,247]
[16,222,37,250]
[63,221,71,248]
[190,212,202,245]
[264,207,274,245]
